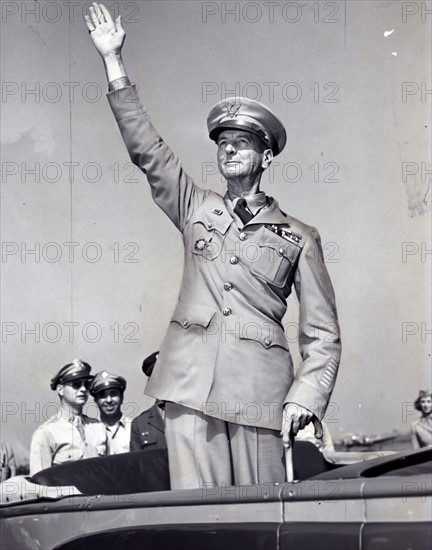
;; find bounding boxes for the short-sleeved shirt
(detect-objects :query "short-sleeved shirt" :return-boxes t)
[105,415,132,455]
[30,411,107,475]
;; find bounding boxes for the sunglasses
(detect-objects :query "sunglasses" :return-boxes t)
[67,379,92,390]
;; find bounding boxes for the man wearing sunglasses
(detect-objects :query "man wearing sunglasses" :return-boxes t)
[29,360,107,475]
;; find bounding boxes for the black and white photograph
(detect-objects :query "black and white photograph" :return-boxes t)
[1,1,431,548]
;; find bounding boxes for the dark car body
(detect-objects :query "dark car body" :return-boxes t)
[1,444,431,550]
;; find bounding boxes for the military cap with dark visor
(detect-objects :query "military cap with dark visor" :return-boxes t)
[89,371,127,397]
[207,97,287,156]
[141,351,159,378]
[50,359,93,390]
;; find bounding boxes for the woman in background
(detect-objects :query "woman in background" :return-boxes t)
[411,390,432,449]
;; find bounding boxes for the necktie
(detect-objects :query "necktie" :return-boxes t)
[74,416,86,443]
[234,198,253,225]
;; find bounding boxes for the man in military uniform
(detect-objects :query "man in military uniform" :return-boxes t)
[130,352,167,453]
[86,3,341,488]
[30,360,107,475]
[90,371,131,454]
[1,441,17,481]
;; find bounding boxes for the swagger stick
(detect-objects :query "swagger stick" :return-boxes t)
[284,430,295,482]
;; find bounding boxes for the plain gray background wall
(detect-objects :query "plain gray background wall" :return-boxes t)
[1,0,431,464]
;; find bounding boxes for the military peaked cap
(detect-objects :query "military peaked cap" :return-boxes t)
[89,371,127,397]
[141,351,159,378]
[50,359,93,390]
[207,97,287,156]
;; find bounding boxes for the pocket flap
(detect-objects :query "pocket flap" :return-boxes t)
[171,302,217,329]
[140,434,157,446]
[238,318,289,350]
[259,238,302,265]
[193,208,233,235]
[55,448,83,464]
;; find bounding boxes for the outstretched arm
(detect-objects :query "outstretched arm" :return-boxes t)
[84,2,206,230]
[85,2,127,86]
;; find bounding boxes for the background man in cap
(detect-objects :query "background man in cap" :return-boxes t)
[1,441,17,481]
[86,3,341,488]
[90,371,131,454]
[30,360,107,475]
[130,352,167,453]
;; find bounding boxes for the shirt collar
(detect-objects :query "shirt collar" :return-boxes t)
[58,407,82,424]
[106,415,130,430]
[230,191,267,215]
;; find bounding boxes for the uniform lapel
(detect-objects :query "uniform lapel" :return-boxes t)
[224,194,289,228]
[147,404,165,433]
[245,197,290,227]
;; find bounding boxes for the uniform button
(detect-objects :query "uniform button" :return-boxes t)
[207,222,213,229]
[264,338,272,346]
[278,248,285,256]
[239,232,247,241]
[230,256,239,265]
[224,282,233,291]
[182,319,188,327]
[222,308,232,316]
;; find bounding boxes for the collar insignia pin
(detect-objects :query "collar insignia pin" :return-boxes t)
[194,238,208,251]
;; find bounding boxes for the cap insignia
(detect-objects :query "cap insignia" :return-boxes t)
[225,101,241,118]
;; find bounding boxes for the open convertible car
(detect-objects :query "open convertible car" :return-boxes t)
[1,444,431,550]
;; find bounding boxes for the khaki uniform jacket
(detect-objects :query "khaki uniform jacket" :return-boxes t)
[108,86,341,431]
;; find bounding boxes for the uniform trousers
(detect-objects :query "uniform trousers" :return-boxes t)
[164,402,286,489]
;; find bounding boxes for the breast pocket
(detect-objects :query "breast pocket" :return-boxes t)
[140,431,157,447]
[54,447,83,465]
[250,229,302,289]
[190,208,232,261]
